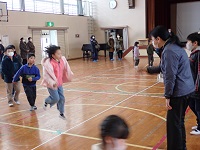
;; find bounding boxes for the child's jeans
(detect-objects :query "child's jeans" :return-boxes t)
[45,86,65,114]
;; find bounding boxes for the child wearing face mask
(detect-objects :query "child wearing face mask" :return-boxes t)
[186,32,200,135]
[91,115,129,150]
[90,35,99,62]
[41,45,73,119]
[133,41,140,68]
[1,45,22,107]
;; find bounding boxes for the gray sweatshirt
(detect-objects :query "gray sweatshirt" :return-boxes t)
[161,43,195,98]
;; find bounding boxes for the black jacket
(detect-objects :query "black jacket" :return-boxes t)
[189,49,200,98]
[2,56,22,83]
[19,41,29,59]
[27,41,35,54]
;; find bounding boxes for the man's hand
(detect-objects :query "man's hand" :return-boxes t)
[166,99,172,110]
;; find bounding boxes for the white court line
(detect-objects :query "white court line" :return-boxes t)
[31,82,159,150]
[89,76,157,80]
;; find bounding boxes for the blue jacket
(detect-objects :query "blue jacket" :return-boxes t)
[161,43,195,98]
[13,64,40,86]
[2,56,22,83]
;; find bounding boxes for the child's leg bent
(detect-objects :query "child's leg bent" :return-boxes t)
[45,88,59,107]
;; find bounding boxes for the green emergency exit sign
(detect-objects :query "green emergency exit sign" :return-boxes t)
[46,22,54,27]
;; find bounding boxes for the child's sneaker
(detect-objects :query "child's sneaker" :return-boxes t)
[14,99,20,105]
[30,106,34,111]
[8,101,14,107]
[33,106,37,110]
[59,114,66,120]
[43,102,47,110]
[192,126,197,130]
[190,129,200,135]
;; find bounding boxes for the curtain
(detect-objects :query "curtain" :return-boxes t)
[123,27,129,50]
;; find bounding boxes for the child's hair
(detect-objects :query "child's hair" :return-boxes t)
[134,41,139,47]
[5,45,14,52]
[187,32,200,46]
[45,45,61,59]
[27,53,35,59]
[9,45,16,49]
[100,115,129,146]
[28,37,32,40]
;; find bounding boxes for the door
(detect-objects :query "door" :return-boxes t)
[32,30,42,65]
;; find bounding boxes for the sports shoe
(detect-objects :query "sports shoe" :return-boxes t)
[33,106,37,110]
[14,99,20,105]
[190,129,200,135]
[8,101,14,107]
[59,114,66,120]
[192,126,197,130]
[43,102,47,110]
[30,106,34,111]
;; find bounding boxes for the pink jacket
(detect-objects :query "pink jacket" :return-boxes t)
[41,56,73,90]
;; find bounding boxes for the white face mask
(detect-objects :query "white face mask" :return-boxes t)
[23,39,26,42]
[92,36,95,39]
[186,42,194,51]
[30,39,32,42]
[152,40,159,49]
[8,52,14,57]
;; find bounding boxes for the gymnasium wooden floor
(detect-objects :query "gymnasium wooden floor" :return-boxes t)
[0,57,199,150]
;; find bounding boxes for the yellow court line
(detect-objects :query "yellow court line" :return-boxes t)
[0,121,163,150]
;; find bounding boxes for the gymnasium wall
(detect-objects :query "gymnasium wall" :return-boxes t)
[0,11,89,59]
[91,0,146,57]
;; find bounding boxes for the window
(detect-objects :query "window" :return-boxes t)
[34,0,61,14]
[3,0,20,11]
[64,0,77,15]
[2,0,92,16]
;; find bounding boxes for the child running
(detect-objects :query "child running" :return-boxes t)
[41,45,73,119]
[13,53,40,111]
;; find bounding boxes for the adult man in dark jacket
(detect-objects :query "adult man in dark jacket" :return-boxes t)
[19,37,29,65]
[2,45,22,107]
[27,37,35,54]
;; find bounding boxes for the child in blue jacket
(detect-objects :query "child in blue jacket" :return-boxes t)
[13,53,40,111]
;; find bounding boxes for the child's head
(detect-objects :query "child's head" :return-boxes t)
[134,41,139,47]
[45,45,62,60]
[100,115,129,150]
[5,45,14,57]
[186,32,200,51]
[27,53,35,64]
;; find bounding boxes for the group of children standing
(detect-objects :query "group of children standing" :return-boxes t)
[0,44,73,119]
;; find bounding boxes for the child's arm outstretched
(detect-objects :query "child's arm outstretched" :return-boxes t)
[13,66,24,82]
